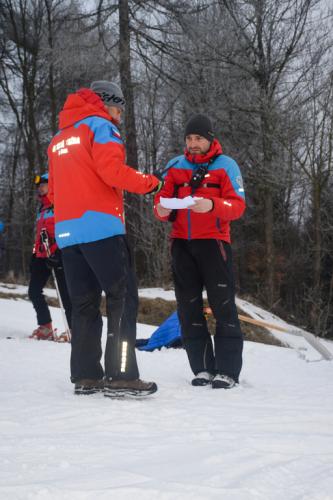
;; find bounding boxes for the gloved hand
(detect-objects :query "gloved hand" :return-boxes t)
[46,250,63,270]
[147,169,165,194]
[148,178,164,195]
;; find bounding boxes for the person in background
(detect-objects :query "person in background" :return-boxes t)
[154,114,246,389]
[48,80,162,397]
[28,174,72,341]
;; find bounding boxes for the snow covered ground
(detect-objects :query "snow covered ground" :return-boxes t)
[1,294,333,500]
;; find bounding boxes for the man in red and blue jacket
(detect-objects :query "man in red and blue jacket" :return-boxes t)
[154,114,246,389]
[48,80,161,397]
[28,173,72,340]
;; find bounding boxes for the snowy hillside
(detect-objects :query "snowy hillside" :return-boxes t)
[1,293,333,500]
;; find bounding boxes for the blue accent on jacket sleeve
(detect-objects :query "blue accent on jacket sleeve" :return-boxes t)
[210,155,245,199]
[55,210,125,248]
[74,117,123,145]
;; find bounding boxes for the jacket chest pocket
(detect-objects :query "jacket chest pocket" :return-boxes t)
[177,185,192,198]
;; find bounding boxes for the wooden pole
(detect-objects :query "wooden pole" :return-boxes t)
[204,307,333,360]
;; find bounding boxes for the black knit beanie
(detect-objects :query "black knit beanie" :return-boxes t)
[184,114,214,142]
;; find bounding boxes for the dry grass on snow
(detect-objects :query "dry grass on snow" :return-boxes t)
[0,290,283,347]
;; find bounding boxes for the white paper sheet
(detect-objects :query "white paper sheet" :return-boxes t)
[160,196,196,209]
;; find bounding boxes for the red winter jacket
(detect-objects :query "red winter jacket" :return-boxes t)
[34,195,58,258]
[154,140,246,243]
[48,88,159,248]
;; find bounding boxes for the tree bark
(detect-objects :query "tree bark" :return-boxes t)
[118,0,138,168]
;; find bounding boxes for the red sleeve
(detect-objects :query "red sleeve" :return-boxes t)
[210,172,246,221]
[92,139,159,194]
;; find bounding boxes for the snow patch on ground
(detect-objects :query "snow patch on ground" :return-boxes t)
[0,297,333,499]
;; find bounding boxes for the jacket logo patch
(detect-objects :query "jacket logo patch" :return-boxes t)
[236,176,243,189]
[52,136,81,156]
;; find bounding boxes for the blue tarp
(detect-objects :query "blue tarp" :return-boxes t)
[137,311,182,351]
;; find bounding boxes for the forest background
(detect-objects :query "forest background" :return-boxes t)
[0,0,333,338]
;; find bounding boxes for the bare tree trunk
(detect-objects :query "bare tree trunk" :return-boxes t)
[309,182,322,331]
[312,183,322,291]
[264,191,275,305]
[45,0,57,135]
[119,0,138,168]
[118,0,143,273]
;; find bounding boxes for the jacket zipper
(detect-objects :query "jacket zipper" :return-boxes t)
[187,209,191,240]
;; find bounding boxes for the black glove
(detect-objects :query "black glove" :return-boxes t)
[148,169,165,195]
[46,250,63,270]
[148,179,164,195]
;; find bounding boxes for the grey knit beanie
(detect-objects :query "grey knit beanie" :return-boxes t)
[90,80,125,111]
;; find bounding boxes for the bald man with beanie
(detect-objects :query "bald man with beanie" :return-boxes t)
[48,80,162,398]
[154,114,246,389]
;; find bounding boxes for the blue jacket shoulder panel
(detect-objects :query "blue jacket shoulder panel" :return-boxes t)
[165,155,183,169]
[74,117,123,145]
[210,155,245,199]
[167,155,193,171]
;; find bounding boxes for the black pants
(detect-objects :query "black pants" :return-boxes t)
[61,235,139,382]
[28,255,72,328]
[171,239,243,382]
